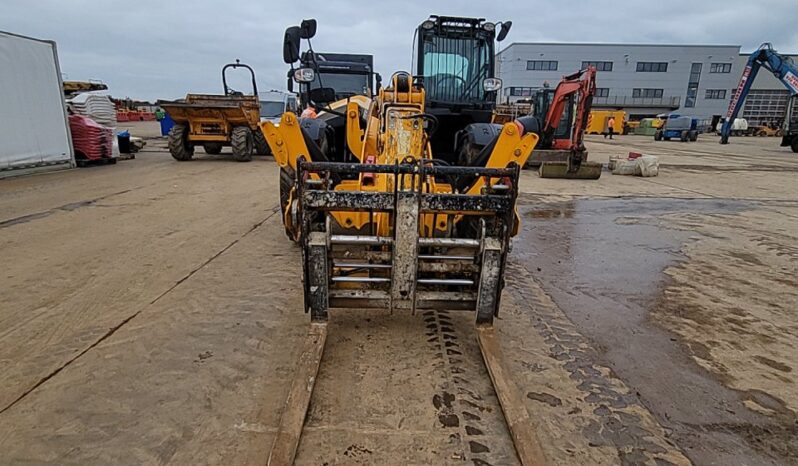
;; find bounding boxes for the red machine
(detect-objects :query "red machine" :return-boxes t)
[540,66,596,153]
[527,66,599,181]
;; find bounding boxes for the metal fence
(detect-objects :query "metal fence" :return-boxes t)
[593,96,681,109]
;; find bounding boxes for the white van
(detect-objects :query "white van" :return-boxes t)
[716,118,749,136]
[260,90,298,126]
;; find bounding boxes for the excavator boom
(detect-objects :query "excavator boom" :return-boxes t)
[721,43,798,149]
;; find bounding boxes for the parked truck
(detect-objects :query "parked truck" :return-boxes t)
[654,115,699,142]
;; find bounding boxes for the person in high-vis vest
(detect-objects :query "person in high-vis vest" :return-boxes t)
[605,116,616,139]
[300,103,317,119]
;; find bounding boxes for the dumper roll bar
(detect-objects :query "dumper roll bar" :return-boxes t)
[222,59,258,97]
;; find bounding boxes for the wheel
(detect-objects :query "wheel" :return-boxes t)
[680,130,688,142]
[279,166,299,241]
[231,126,253,162]
[168,124,194,161]
[203,143,223,154]
[791,137,798,153]
[654,131,662,141]
[254,129,271,155]
[689,131,698,142]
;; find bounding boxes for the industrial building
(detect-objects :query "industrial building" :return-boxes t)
[496,42,796,125]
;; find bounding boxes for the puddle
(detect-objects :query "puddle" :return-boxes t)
[510,197,786,465]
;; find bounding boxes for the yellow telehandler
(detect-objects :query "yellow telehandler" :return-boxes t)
[260,17,548,466]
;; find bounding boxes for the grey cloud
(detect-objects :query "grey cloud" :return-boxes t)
[2,0,796,101]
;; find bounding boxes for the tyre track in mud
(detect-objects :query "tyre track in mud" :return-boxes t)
[424,310,516,465]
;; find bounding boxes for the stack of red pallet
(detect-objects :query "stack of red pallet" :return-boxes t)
[69,115,114,160]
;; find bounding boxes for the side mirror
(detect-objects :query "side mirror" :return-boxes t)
[308,87,336,105]
[299,19,317,39]
[497,21,512,42]
[283,26,301,64]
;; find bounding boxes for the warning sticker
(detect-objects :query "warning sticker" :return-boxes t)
[785,71,798,94]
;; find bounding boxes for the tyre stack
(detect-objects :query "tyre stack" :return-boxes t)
[67,93,119,158]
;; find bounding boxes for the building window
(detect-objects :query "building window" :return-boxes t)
[508,87,535,97]
[710,63,732,73]
[706,89,727,99]
[636,62,668,72]
[527,60,558,71]
[633,88,664,98]
[685,63,702,108]
[595,88,610,98]
[582,61,613,72]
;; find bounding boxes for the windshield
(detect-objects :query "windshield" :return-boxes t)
[311,72,370,98]
[260,101,285,118]
[421,35,490,103]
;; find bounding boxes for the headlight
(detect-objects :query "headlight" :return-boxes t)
[483,78,502,92]
[422,20,435,30]
[293,68,315,83]
[482,22,496,32]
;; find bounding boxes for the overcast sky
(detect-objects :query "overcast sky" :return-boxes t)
[3,0,797,101]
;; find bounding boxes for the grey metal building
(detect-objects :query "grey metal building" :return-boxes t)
[496,42,757,121]
[735,53,798,126]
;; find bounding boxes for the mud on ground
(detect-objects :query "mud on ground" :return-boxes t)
[0,123,796,465]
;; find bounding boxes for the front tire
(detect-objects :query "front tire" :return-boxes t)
[279,166,299,241]
[654,131,662,141]
[254,129,271,155]
[231,126,253,162]
[168,124,194,161]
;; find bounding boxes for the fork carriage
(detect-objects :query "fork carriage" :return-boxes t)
[296,160,521,325]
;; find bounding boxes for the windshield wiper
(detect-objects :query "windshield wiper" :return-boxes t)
[459,63,488,100]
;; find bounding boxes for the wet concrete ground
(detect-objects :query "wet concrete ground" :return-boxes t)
[509,134,798,465]
[515,198,786,465]
[1,125,797,465]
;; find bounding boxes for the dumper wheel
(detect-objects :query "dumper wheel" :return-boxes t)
[168,124,194,161]
[279,166,299,241]
[231,126,253,162]
[680,130,689,142]
[654,130,662,141]
[203,143,223,154]
[254,129,271,155]
[689,131,698,142]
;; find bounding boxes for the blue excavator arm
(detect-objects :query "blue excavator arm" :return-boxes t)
[720,43,798,144]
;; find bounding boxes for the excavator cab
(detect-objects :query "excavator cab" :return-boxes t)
[531,87,575,148]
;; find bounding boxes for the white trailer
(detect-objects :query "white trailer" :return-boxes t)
[0,31,75,178]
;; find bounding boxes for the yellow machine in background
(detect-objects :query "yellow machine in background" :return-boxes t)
[158,61,270,162]
[586,110,626,135]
